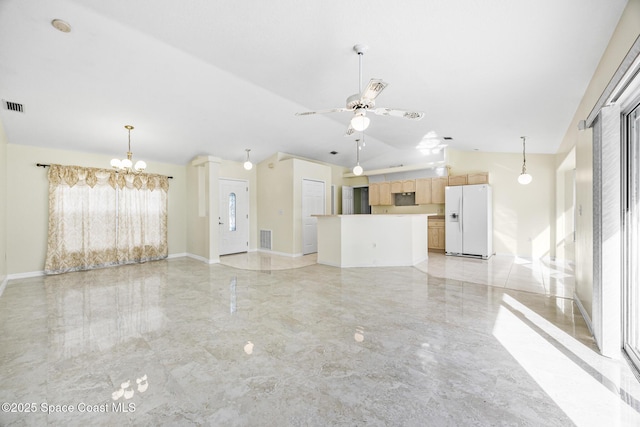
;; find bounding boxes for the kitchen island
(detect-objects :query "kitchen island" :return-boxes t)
[314,214,431,268]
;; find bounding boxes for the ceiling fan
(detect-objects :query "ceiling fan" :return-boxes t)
[296,44,425,136]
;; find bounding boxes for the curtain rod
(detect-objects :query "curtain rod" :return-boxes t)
[36,163,173,179]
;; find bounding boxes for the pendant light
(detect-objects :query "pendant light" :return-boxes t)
[110,125,146,173]
[243,149,253,170]
[517,136,532,185]
[352,138,364,176]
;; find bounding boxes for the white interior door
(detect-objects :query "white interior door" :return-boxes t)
[219,179,249,255]
[342,186,354,215]
[302,179,325,255]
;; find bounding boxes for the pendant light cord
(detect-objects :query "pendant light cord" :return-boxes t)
[521,136,527,174]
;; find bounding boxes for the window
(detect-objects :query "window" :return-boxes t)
[229,192,236,232]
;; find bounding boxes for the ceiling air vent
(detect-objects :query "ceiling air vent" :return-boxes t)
[2,100,24,113]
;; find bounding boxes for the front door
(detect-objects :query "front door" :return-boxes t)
[219,179,249,255]
[302,179,325,255]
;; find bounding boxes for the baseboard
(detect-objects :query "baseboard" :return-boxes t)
[574,293,593,337]
[186,253,220,264]
[7,270,45,280]
[168,252,188,259]
[0,276,7,299]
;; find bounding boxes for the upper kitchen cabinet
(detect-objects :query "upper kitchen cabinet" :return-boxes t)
[402,180,416,192]
[369,182,393,206]
[369,182,380,206]
[431,177,448,204]
[415,178,432,204]
[392,180,416,193]
[448,175,468,186]
[379,182,393,205]
[467,172,489,185]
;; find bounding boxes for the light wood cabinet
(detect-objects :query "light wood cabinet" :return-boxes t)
[448,175,468,186]
[467,172,489,185]
[415,178,432,204]
[368,183,380,206]
[428,218,445,251]
[391,180,416,193]
[379,181,392,205]
[431,177,448,204]
[370,181,403,206]
[402,179,416,192]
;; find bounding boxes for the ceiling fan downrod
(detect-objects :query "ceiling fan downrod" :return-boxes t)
[353,44,369,93]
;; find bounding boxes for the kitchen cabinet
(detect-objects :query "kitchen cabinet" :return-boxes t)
[391,180,416,193]
[379,182,392,205]
[368,182,392,206]
[448,175,468,186]
[431,177,448,204]
[402,179,416,192]
[415,178,432,204]
[428,218,445,251]
[369,183,380,206]
[467,172,489,185]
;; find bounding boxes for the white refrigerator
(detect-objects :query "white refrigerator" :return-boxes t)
[445,184,493,259]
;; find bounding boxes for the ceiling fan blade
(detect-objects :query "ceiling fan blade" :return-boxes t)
[360,79,388,101]
[344,123,356,137]
[295,108,349,116]
[373,108,424,120]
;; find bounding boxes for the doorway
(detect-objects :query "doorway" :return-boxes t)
[219,179,249,255]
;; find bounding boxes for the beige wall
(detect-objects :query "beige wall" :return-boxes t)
[555,148,576,263]
[0,120,7,287]
[186,160,208,259]
[448,150,557,258]
[6,144,187,275]
[257,154,333,255]
[257,153,294,254]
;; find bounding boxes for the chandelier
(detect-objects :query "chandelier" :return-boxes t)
[110,125,146,173]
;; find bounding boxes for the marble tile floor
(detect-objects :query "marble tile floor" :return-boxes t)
[1,255,639,426]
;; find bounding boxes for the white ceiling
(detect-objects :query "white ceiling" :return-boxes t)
[0,0,627,170]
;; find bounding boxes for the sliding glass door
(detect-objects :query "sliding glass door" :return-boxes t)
[624,101,640,371]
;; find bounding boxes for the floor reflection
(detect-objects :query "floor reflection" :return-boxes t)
[0,255,638,426]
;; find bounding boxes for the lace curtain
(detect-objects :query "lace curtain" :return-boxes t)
[44,164,169,274]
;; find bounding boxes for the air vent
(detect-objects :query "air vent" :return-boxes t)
[2,100,24,113]
[259,229,272,250]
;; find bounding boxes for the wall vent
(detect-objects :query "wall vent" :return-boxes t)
[259,229,272,250]
[2,100,24,113]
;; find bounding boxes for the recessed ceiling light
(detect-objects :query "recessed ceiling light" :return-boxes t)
[51,19,71,33]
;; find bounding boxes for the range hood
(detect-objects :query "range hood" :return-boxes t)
[394,192,416,206]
